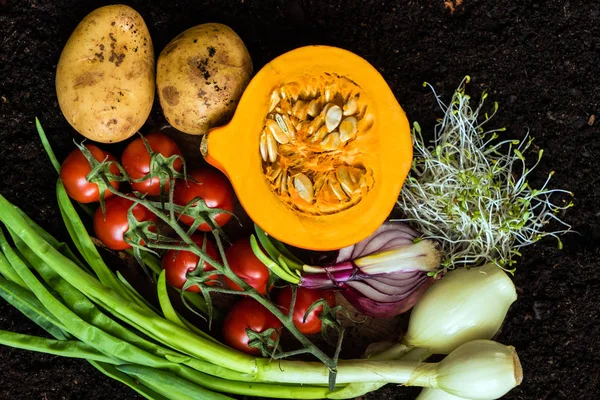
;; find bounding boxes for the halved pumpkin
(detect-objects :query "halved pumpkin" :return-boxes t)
[201,46,412,251]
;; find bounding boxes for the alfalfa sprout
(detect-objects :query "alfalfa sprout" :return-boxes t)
[395,77,573,272]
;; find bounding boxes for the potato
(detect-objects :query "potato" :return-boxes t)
[157,23,253,135]
[56,5,155,143]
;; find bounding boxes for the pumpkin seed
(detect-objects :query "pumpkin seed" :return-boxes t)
[307,114,325,135]
[336,166,355,196]
[324,86,337,103]
[361,112,375,131]
[269,164,282,181]
[307,99,322,117]
[260,132,268,162]
[269,91,281,112]
[292,100,309,120]
[266,132,278,163]
[312,124,330,143]
[294,173,314,203]
[313,174,327,193]
[279,114,296,139]
[328,178,347,201]
[267,119,290,144]
[321,131,341,151]
[282,172,292,194]
[325,105,343,132]
[280,83,300,100]
[343,96,358,116]
[339,117,358,142]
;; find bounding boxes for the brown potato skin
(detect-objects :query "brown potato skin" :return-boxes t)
[157,23,253,135]
[55,5,155,143]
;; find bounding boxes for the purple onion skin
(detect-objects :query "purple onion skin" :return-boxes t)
[298,222,442,318]
[342,278,435,318]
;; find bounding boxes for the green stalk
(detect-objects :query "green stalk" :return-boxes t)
[6,227,249,381]
[89,361,170,400]
[14,206,91,274]
[0,229,27,287]
[117,364,232,400]
[0,275,70,340]
[331,347,433,398]
[35,118,95,217]
[0,329,120,364]
[0,231,198,372]
[116,270,160,313]
[56,180,151,310]
[0,194,257,374]
[122,364,351,400]
[156,270,219,343]
[256,358,420,385]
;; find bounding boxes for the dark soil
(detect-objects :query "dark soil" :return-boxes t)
[1,0,599,399]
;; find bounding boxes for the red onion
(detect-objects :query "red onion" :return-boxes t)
[299,222,442,318]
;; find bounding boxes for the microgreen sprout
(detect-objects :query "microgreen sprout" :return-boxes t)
[395,77,573,272]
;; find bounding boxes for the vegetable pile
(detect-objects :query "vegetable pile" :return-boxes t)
[0,4,572,400]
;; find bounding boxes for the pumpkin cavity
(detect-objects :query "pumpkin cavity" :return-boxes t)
[260,74,375,215]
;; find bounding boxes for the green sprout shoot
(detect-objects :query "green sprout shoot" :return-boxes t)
[395,77,573,272]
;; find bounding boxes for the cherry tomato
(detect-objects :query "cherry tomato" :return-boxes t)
[222,298,282,355]
[223,237,270,295]
[60,144,120,203]
[173,168,234,231]
[121,131,183,195]
[93,195,157,251]
[161,234,220,292]
[276,287,336,335]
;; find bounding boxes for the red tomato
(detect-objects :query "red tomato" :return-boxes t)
[276,287,336,335]
[173,168,234,231]
[223,237,270,295]
[60,144,120,203]
[222,298,282,355]
[121,131,183,196]
[161,234,220,292]
[93,195,157,250]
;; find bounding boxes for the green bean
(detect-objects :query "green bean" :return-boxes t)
[0,242,27,288]
[14,206,91,274]
[0,229,27,287]
[116,270,160,313]
[35,117,61,174]
[56,180,150,309]
[156,270,219,343]
[7,230,260,388]
[116,364,234,400]
[0,226,206,372]
[157,270,186,328]
[0,193,258,374]
[35,117,95,217]
[0,329,120,364]
[89,361,170,400]
[7,228,226,373]
[0,275,70,340]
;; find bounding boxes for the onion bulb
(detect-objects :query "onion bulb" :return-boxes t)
[404,263,517,354]
[299,222,442,317]
[408,340,523,400]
